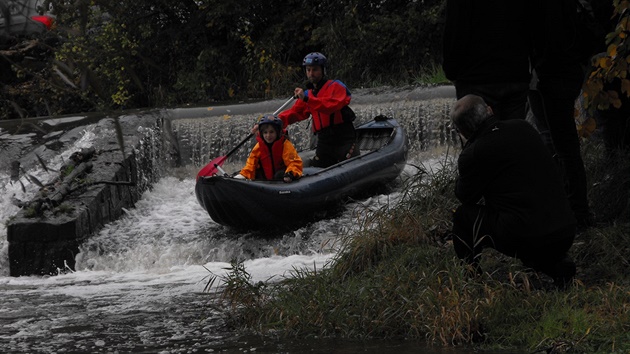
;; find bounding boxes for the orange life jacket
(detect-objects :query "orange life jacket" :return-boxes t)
[256,134,287,180]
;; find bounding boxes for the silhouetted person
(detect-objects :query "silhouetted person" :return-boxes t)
[530,0,595,229]
[443,0,534,120]
[451,95,577,287]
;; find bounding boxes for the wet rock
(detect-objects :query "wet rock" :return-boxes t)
[6,112,167,276]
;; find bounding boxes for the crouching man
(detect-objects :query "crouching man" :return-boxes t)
[450,94,577,287]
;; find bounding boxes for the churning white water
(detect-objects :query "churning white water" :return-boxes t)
[0,144,422,353]
[0,93,459,353]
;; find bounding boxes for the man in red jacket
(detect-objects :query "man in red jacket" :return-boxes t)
[278,52,359,167]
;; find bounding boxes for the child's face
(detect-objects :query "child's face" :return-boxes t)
[260,125,278,143]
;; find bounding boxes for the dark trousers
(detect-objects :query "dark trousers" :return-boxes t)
[312,121,359,167]
[452,204,575,273]
[534,64,590,221]
[455,81,530,121]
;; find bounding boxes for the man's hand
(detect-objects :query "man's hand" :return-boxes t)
[294,87,305,100]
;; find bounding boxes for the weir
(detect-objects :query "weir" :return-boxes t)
[3,111,171,276]
[0,85,456,276]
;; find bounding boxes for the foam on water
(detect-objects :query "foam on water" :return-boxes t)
[0,140,443,286]
[0,96,457,352]
[0,158,440,352]
[0,172,344,282]
[72,174,342,277]
[0,171,345,352]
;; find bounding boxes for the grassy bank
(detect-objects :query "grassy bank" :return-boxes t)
[207,140,630,353]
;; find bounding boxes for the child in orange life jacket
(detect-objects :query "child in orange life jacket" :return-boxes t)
[236,114,303,183]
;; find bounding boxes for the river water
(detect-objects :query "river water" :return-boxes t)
[0,89,481,353]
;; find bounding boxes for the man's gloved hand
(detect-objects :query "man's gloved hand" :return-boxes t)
[234,174,246,179]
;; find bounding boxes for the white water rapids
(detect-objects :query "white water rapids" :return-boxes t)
[0,161,429,352]
[0,93,467,353]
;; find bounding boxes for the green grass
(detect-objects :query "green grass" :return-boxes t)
[412,63,451,86]
[206,143,630,353]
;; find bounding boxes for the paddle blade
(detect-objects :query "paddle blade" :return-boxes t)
[196,156,228,180]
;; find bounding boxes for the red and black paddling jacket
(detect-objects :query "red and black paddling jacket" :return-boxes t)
[279,79,353,133]
[239,134,303,181]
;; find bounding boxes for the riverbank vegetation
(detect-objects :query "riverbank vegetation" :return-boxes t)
[208,141,629,353]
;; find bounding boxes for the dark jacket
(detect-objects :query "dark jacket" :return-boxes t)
[442,0,535,84]
[455,117,576,239]
[535,0,611,72]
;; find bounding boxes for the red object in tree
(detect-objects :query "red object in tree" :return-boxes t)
[31,16,54,30]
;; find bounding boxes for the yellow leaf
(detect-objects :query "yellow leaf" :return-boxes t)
[578,117,597,138]
[609,44,618,57]
[599,57,612,69]
[622,79,630,95]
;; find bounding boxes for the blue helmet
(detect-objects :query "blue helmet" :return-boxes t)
[258,114,283,134]
[302,52,327,68]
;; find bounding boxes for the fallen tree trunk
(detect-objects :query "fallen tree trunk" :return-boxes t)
[47,161,93,206]
[23,145,136,215]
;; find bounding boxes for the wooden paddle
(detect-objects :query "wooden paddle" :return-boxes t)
[196,96,295,179]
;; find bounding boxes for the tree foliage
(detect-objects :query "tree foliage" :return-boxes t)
[4,0,627,122]
[0,0,445,117]
[583,0,630,112]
